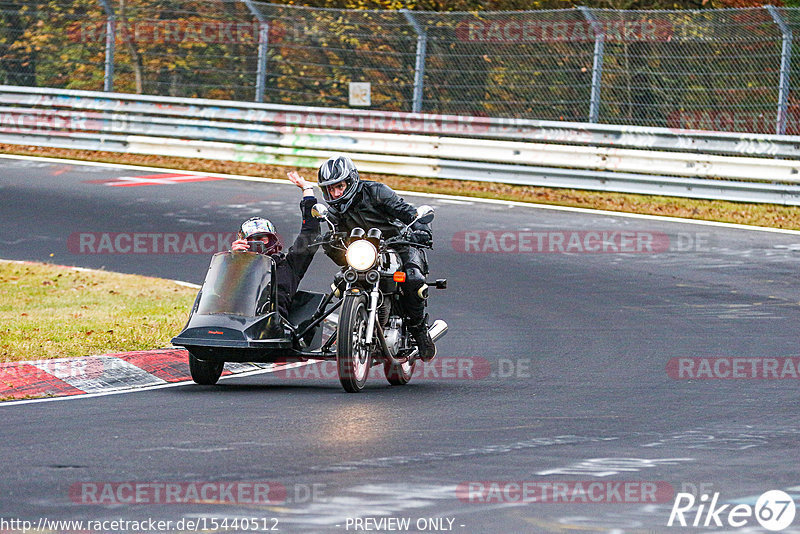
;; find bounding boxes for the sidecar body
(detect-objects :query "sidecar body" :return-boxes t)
[171,251,335,364]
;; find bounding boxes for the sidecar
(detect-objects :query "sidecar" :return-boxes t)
[172,251,337,384]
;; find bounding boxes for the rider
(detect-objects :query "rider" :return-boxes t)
[316,155,436,362]
[231,171,320,320]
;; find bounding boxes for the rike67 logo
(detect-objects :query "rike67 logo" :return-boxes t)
[668,490,796,531]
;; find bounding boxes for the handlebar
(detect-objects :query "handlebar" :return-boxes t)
[310,234,347,249]
[383,239,432,249]
[312,233,431,250]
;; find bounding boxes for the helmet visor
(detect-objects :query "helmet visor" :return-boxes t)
[247,233,282,255]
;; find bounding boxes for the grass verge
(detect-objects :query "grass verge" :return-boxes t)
[0,260,196,362]
[3,144,800,230]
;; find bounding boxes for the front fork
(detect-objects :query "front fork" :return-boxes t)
[344,280,390,362]
[363,285,404,367]
[364,286,380,345]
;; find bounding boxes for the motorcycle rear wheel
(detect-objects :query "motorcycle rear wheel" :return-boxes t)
[337,293,371,393]
[384,354,416,386]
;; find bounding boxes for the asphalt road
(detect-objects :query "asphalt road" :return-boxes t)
[2,156,800,533]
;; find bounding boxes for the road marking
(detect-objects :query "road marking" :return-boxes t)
[83,172,224,187]
[536,457,694,477]
[29,356,167,393]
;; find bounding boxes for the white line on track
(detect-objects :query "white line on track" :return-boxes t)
[3,153,800,236]
[0,259,200,290]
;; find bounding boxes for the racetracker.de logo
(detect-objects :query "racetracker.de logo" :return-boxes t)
[275,357,493,380]
[455,18,673,43]
[667,110,800,135]
[69,20,276,44]
[67,232,240,254]
[666,357,800,379]
[272,110,490,135]
[69,482,287,505]
[456,481,674,504]
[452,230,703,253]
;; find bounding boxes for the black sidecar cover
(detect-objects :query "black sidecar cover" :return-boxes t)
[195,251,273,317]
[172,252,295,359]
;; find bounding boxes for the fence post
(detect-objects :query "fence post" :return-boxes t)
[402,9,427,114]
[766,5,792,136]
[242,0,268,103]
[96,0,115,92]
[578,6,604,123]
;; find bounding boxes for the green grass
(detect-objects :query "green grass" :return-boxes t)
[0,261,197,362]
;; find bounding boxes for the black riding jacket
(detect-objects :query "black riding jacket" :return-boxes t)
[326,181,431,250]
[325,181,432,326]
[272,196,321,317]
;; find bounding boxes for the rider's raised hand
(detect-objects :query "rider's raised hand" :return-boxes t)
[231,239,250,251]
[287,170,313,191]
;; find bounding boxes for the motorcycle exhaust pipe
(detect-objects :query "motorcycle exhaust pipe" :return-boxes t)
[428,319,448,343]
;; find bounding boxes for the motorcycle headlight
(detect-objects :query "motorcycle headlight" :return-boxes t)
[346,240,378,271]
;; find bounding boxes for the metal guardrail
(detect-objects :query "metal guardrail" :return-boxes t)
[2,85,800,205]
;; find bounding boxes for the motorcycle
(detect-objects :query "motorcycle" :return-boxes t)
[312,203,448,392]
[171,204,447,393]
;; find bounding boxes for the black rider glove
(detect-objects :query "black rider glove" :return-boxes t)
[409,229,433,246]
[322,232,347,266]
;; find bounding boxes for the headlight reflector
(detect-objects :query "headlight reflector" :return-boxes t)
[346,240,378,271]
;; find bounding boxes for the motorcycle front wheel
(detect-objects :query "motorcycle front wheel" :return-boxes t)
[337,293,371,393]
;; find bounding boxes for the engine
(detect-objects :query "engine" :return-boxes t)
[382,317,404,357]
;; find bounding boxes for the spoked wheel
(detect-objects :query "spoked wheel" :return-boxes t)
[188,352,224,385]
[337,293,372,393]
[384,356,416,386]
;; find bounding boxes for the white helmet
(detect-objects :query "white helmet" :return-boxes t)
[237,217,282,255]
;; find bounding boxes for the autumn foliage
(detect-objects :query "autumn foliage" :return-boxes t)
[0,0,796,133]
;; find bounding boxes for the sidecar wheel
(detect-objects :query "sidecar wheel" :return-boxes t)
[189,352,224,385]
[384,358,416,386]
[337,293,371,393]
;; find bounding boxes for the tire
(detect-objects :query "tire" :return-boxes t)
[337,293,371,393]
[384,358,416,386]
[188,352,224,385]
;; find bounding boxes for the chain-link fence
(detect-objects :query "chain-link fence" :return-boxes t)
[1,1,799,135]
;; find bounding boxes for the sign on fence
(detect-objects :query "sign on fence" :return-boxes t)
[349,82,371,107]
